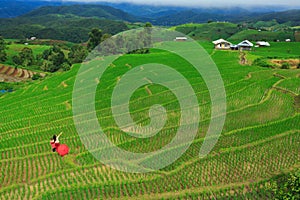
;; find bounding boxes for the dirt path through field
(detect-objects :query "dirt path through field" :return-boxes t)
[239,52,247,65]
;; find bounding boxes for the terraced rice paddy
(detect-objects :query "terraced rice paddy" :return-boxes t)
[0,42,299,199]
[0,65,45,82]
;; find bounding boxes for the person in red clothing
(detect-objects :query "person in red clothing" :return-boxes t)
[50,132,62,152]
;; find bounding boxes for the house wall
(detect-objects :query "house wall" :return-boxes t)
[215,42,231,49]
[239,46,251,51]
[176,39,187,42]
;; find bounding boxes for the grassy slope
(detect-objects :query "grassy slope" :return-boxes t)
[251,42,300,58]
[4,43,50,66]
[228,29,295,42]
[174,22,241,41]
[173,23,296,43]
[0,42,299,199]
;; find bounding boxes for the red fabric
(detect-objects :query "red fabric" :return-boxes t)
[50,141,60,148]
[57,144,69,157]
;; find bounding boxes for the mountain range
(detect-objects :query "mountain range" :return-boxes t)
[1,0,300,22]
[0,1,300,42]
[0,4,131,42]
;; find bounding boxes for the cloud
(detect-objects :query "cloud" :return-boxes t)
[61,0,300,8]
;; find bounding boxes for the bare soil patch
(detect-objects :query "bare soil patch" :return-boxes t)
[271,59,300,69]
[0,65,45,82]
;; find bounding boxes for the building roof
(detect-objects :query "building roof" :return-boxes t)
[175,37,188,40]
[238,40,254,47]
[256,41,270,46]
[212,39,232,45]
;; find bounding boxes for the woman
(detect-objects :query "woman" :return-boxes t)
[50,132,62,152]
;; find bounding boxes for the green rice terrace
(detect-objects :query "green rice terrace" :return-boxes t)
[0,41,299,199]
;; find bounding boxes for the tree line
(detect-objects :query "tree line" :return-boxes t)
[11,44,88,73]
[0,23,153,73]
[0,36,89,73]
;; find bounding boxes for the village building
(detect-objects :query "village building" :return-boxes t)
[256,41,270,47]
[237,40,254,51]
[212,39,232,50]
[175,37,188,42]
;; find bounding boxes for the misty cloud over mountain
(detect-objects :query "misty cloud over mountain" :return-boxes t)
[60,0,300,8]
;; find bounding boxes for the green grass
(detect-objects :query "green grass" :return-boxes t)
[175,22,240,41]
[4,43,51,67]
[228,29,295,42]
[0,41,299,199]
[277,78,300,95]
[250,42,300,58]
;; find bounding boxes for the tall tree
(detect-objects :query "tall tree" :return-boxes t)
[87,28,103,51]
[41,46,69,72]
[19,47,35,67]
[68,45,88,64]
[0,36,7,62]
[13,47,34,67]
[144,22,153,27]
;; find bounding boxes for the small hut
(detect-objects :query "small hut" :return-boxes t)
[256,41,270,47]
[237,40,254,51]
[175,37,188,42]
[212,39,232,50]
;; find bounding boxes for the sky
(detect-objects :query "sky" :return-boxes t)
[60,0,300,8]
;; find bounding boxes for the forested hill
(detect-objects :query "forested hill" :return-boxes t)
[0,4,140,43]
[254,9,300,26]
[21,4,140,22]
[0,16,128,43]
[0,0,62,18]
[152,9,300,26]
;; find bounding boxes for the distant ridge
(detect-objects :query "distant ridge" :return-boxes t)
[0,4,135,43]
[0,0,62,18]
[21,4,140,22]
[150,8,300,26]
[254,9,300,25]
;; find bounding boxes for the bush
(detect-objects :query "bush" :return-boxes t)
[253,58,272,68]
[266,169,300,199]
[61,62,71,71]
[41,46,68,72]
[68,45,88,64]
[31,74,41,80]
[281,62,290,69]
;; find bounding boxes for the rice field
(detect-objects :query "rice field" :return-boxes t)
[0,41,299,199]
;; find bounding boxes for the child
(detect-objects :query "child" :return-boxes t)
[50,132,62,152]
